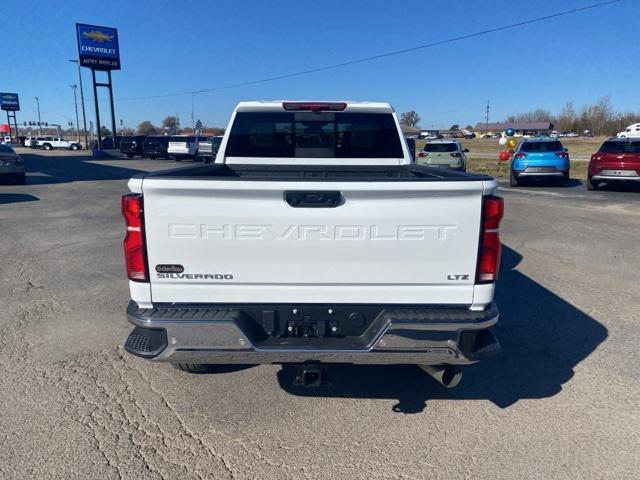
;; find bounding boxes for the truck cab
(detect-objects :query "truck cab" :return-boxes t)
[617,123,640,139]
[122,101,503,387]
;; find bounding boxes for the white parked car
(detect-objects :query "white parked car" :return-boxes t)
[36,137,81,150]
[617,123,640,139]
[416,140,468,171]
[121,100,503,388]
[167,135,208,161]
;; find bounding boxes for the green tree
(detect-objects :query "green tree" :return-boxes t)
[137,120,158,136]
[400,111,421,128]
[162,116,180,134]
[99,126,111,137]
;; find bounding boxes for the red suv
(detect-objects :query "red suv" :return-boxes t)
[588,139,640,191]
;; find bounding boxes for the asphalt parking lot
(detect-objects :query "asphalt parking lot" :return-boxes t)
[1,150,639,479]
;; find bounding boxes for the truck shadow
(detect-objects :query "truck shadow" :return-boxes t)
[277,245,608,413]
[13,152,170,185]
[0,193,39,205]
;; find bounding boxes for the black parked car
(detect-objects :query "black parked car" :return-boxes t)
[120,135,146,158]
[90,136,119,149]
[142,136,170,159]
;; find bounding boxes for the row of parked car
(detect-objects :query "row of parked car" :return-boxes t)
[414,137,640,191]
[115,135,224,162]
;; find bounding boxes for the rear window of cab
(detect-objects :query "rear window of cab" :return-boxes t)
[599,141,640,154]
[225,112,404,158]
[520,141,563,152]
[422,143,458,153]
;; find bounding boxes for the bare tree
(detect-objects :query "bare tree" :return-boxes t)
[509,109,554,123]
[556,102,577,133]
[400,111,421,128]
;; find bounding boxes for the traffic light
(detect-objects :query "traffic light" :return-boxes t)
[44,122,48,127]
[37,122,41,126]
[23,122,27,126]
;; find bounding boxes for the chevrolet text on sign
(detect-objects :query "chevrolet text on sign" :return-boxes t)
[76,23,121,70]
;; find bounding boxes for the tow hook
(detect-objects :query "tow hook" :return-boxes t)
[293,361,331,387]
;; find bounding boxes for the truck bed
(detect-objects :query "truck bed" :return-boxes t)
[133,163,492,182]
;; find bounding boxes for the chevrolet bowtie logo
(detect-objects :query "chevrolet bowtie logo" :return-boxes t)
[82,30,113,42]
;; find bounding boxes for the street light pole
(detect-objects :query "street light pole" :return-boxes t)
[70,59,88,148]
[70,85,80,142]
[35,96,42,135]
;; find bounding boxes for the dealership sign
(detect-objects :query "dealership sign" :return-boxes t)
[0,93,20,111]
[76,23,121,70]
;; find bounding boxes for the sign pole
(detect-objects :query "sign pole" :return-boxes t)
[6,111,11,143]
[91,69,102,150]
[75,60,89,148]
[107,70,117,148]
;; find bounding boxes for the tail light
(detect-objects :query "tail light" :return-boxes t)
[591,154,603,162]
[450,152,461,157]
[476,195,504,284]
[121,193,148,282]
[513,152,527,159]
[418,151,428,157]
[555,152,569,158]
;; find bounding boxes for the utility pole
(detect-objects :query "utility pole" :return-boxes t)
[485,100,490,133]
[35,96,42,135]
[70,59,89,148]
[71,85,80,142]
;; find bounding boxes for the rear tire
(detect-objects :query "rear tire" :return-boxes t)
[126,154,134,158]
[509,170,519,187]
[70,144,79,151]
[586,175,598,191]
[560,171,570,187]
[174,363,215,374]
[43,144,52,151]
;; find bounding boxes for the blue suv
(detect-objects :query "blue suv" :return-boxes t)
[510,138,570,187]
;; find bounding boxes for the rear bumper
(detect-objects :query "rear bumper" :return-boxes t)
[124,301,499,365]
[513,167,566,178]
[0,165,24,175]
[143,149,166,156]
[591,174,640,182]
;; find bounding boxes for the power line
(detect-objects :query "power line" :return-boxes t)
[119,0,622,101]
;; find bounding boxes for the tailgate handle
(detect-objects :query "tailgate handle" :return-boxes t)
[285,191,342,208]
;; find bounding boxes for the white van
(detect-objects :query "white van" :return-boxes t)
[617,123,640,139]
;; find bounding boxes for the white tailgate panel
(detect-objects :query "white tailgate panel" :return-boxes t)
[143,180,483,304]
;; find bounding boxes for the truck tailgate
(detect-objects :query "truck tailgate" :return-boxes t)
[141,178,485,304]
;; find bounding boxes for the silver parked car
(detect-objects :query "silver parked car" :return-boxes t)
[0,143,25,184]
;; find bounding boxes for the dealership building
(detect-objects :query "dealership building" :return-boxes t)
[475,121,554,136]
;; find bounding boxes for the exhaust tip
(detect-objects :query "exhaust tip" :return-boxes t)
[420,364,462,388]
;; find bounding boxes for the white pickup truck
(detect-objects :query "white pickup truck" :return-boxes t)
[36,136,81,150]
[122,101,503,387]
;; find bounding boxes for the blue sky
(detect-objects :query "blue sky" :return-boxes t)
[2,0,638,131]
